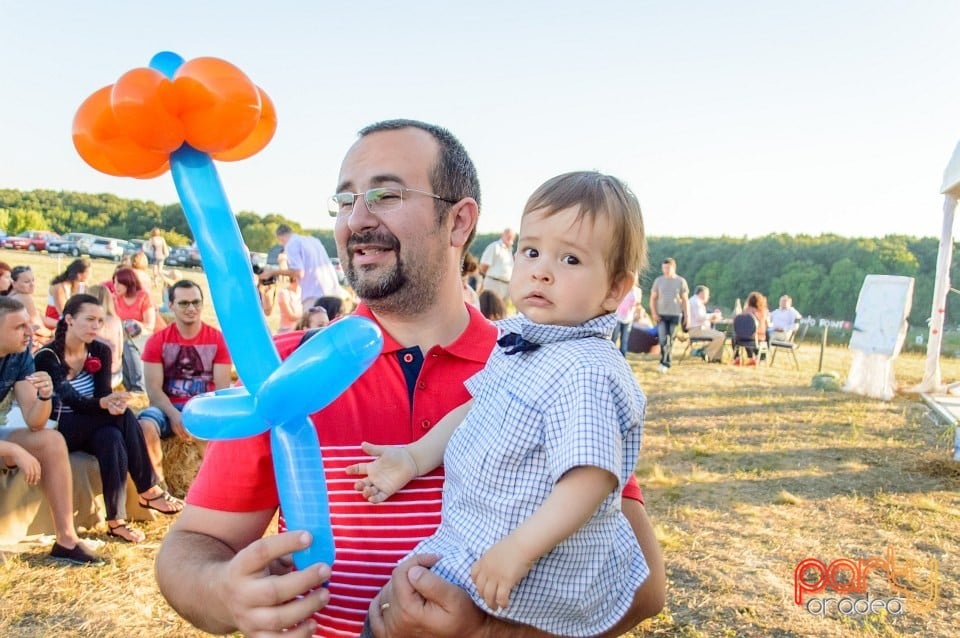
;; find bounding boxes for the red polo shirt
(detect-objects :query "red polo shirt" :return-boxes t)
[188,303,497,636]
[188,302,644,637]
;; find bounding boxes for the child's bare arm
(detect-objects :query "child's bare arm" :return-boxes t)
[470,465,618,611]
[345,400,472,503]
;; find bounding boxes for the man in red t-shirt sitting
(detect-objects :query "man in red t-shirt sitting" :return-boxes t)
[138,280,231,485]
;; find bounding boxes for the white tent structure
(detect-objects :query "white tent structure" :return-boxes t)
[912,141,960,394]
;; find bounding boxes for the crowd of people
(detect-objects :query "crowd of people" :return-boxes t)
[2,120,672,636]
[0,245,240,560]
[639,257,804,369]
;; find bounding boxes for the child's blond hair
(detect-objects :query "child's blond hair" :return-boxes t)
[522,171,647,285]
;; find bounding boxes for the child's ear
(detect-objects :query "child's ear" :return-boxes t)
[602,272,635,313]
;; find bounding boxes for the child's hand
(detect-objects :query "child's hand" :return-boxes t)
[470,538,534,612]
[344,441,419,504]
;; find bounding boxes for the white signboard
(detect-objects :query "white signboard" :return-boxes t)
[849,275,914,357]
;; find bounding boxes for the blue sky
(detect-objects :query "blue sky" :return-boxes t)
[2,1,960,239]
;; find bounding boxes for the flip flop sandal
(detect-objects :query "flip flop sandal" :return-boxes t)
[138,490,184,516]
[107,521,145,543]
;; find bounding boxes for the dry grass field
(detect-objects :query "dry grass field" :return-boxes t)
[2,248,959,637]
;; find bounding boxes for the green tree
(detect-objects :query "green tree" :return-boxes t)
[770,260,828,315]
[241,223,278,252]
[5,207,47,234]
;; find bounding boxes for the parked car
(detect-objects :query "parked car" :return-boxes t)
[0,229,7,240]
[166,244,202,269]
[2,230,61,252]
[120,239,146,260]
[250,251,268,269]
[127,238,147,256]
[47,232,97,257]
[266,244,284,266]
[87,237,126,261]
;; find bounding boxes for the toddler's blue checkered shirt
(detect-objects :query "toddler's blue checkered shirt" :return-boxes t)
[411,313,649,636]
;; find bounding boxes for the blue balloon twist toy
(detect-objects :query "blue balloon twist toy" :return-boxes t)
[146,52,382,570]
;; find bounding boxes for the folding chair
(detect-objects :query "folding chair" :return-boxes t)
[769,323,807,370]
[681,333,717,361]
[732,313,768,366]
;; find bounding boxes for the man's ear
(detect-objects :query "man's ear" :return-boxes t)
[602,272,636,313]
[449,198,479,249]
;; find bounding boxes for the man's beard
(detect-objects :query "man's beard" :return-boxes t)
[346,258,406,301]
[344,230,443,315]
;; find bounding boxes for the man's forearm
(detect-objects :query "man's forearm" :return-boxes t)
[156,529,239,634]
[24,401,52,430]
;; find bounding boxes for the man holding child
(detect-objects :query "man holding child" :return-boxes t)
[156,120,664,637]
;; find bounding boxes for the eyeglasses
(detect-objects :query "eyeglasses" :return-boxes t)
[327,187,459,218]
[174,300,203,309]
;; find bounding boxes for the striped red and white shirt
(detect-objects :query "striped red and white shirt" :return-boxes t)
[188,303,497,637]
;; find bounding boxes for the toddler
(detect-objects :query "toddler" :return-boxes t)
[348,171,649,636]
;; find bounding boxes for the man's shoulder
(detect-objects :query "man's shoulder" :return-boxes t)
[0,349,31,364]
[0,349,32,376]
[146,322,178,343]
[199,322,226,339]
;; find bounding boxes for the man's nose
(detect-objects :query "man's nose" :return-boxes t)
[346,195,378,233]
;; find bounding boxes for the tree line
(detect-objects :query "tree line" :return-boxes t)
[0,188,311,256]
[639,234,954,328]
[2,188,956,327]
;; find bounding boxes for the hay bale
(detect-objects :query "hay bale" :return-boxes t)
[161,438,204,499]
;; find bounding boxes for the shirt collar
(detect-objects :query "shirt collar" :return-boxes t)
[495,314,617,346]
[354,302,496,364]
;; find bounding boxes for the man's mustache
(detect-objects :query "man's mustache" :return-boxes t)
[346,232,401,253]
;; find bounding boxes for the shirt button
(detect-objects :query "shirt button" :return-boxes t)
[421,419,431,429]
[431,353,439,358]
[403,353,414,363]
[418,382,426,390]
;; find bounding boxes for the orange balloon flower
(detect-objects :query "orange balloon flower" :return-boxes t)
[174,57,261,153]
[73,56,277,178]
[212,87,277,162]
[73,85,169,177]
[111,67,184,153]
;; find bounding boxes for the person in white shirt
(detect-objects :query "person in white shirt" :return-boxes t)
[479,227,516,304]
[687,285,725,362]
[769,295,802,341]
[264,225,340,308]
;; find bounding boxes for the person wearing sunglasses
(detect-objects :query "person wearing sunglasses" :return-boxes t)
[157,120,665,638]
[137,280,231,487]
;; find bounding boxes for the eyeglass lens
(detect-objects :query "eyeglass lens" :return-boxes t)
[176,300,202,308]
[329,187,404,216]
